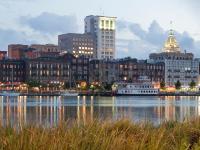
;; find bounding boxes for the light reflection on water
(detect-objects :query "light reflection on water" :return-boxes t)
[0,96,200,126]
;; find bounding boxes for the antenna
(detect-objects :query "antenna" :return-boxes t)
[169,20,174,35]
[170,20,173,30]
[99,7,104,15]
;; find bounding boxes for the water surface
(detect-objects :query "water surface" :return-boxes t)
[0,96,199,126]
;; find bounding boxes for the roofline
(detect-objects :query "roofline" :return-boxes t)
[85,15,117,18]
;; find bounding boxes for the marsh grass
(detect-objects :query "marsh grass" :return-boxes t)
[1,119,200,150]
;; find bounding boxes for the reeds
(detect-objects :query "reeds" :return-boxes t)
[0,119,200,150]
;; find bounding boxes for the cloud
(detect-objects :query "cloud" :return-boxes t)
[0,12,79,50]
[116,39,158,59]
[20,12,78,35]
[178,32,194,50]
[116,20,200,58]
[0,28,36,50]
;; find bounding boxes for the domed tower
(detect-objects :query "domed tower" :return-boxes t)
[163,29,181,53]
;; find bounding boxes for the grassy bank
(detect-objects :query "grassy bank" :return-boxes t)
[1,120,200,150]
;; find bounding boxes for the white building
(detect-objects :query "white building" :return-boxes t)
[84,15,116,59]
[150,29,199,87]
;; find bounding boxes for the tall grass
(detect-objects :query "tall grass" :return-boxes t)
[1,119,200,150]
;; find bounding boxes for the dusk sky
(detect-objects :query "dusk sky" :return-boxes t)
[0,0,200,58]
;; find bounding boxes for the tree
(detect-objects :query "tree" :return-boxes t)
[175,80,181,90]
[189,80,196,89]
[160,81,165,89]
[128,78,132,83]
[104,83,112,91]
[26,80,41,88]
[63,82,70,89]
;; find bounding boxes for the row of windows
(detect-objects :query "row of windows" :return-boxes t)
[101,40,114,44]
[29,61,88,67]
[101,31,114,35]
[30,76,88,80]
[77,47,94,50]
[1,72,24,75]
[72,42,94,46]
[1,77,22,81]
[0,64,24,69]
[101,56,113,59]
[121,90,157,94]
[46,48,59,52]
[72,38,93,42]
[101,44,114,48]
[119,65,164,70]
[101,52,113,55]
[101,20,114,28]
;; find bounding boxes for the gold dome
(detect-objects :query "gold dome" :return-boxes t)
[163,29,181,53]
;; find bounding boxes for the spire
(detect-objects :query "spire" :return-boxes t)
[170,20,173,29]
[169,21,174,36]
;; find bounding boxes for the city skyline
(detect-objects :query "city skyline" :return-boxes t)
[0,0,200,58]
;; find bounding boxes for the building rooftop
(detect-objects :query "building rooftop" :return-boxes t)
[85,15,117,19]
[163,29,181,53]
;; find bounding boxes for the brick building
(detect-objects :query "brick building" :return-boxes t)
[0,59,26,84]
[26,53,89,86]
[89,57,165,84]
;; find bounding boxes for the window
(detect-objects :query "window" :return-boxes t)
[106,20,109,27]
[110,21,113,28]
[101,20,104,27]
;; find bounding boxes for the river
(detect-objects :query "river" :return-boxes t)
[0,96,200,126]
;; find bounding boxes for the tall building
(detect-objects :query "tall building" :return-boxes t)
[84,15,116,59]
[58,33,95,58]
[150,29,199,87]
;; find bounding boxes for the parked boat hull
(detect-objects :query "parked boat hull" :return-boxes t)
[60,91,79,96]
[60,93,79,96]
[0,92,20,97]
[115,93,158,96]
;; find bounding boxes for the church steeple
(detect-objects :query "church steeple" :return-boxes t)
[163,22,181,53]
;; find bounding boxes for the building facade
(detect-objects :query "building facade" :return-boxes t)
[0,59,26,84]
[58,33,95,58]
[89,59,119,84]
[30,44,62,59]
[89,58,165,84]
[26,53,89,86]
[85,15,116,59]
[150,29,199,87]
[118,58,164,83]
[8,44,29,60]
[0,51,7,60]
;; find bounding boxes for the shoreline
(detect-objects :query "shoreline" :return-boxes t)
[2,92,200,97]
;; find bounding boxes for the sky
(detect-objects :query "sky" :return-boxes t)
[0,0,200,58]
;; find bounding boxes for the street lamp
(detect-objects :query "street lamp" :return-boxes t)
[39,85,42,94]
